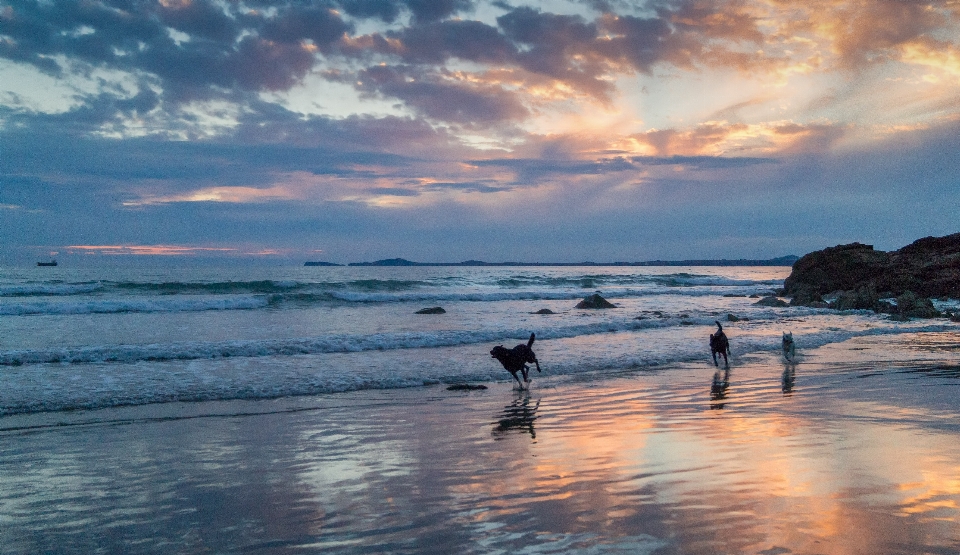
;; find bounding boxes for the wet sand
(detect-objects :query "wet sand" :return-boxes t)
[2,332,960,554]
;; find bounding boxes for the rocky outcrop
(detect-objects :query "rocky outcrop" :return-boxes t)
[575,293,616,309]
[783,233,960,317]
[754,296,788,307]
[783,243,889,305]
[416,307,446,314]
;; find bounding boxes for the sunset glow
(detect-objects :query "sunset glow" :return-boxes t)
[2,0,959,263]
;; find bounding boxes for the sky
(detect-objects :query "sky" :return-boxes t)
[1,0,959,265]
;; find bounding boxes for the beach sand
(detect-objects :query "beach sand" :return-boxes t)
[2,332,960,554]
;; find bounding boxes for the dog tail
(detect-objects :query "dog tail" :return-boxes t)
[527,332,536,348]
[714,321,723,332]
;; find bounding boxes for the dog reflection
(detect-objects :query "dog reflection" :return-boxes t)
[782,363,796,395]
[710,367,730,409]
[492,393,540,440]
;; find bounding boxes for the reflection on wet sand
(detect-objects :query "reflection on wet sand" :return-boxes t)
[782,362,797,395]
[492,392,540,440]
[3,334,960,554]
[710,367,730,409]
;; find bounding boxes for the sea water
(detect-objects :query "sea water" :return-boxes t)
[4,264,960,554]
[1,264,957,416]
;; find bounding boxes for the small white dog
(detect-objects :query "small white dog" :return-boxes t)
[782,332,796,361]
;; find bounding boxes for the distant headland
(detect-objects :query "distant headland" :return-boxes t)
[304,255,800,267]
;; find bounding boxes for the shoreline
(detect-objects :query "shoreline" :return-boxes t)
[2,332,960,553]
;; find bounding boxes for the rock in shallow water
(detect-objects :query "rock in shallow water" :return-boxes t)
[754,296,789,307]
[575,293,616,309]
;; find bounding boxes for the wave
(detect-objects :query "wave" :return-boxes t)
[0,320,672,366]
[1,274,779,298]
[0,307,934,366]
[2,286,783,316]
[0,296,270,315]
[492,273,781,288]
[0,282,105,297]
[1,318,956,417]
[0,278,435,298]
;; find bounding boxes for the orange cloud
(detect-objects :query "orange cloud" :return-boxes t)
[624,119,848,156]
[122,185,301,206]
[64,245,238,256]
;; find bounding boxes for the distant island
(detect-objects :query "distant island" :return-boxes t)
[305,256,799,267]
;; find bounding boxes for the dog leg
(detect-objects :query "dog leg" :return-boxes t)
[510,371,524,389]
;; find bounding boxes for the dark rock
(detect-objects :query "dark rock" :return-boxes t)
[784,242,889,296]
[416,307,446,314]
[755,296,789,307]
[533,308,555,314]
[894,291,941,319]
[783,233,960,317]
[575,293,616,309]
[680,320,694,326]
[788,284,823,306]
[726,314,740,322]
[723,294,747,298]
[875,299,897,314]
[446,384,488,391]
[830,286,879,311]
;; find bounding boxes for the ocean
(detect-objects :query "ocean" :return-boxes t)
[2,263,957,416]
[5,263,960,554]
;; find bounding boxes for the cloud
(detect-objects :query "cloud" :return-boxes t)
[354,64,529,124]
[63,245,238,256]
[364,186,421,197]
[0,1,351,108]
[381,19,516,65]
[469,156,638,182]
[625,120,851,156]
[2,0,960,263]
[1,0,953,138]
[259,7,350,48]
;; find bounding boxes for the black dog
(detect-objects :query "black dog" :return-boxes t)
[709,321,731,367]
[490,333,541,389]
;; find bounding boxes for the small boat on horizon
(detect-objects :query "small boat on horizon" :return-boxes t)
[37,260,58,267]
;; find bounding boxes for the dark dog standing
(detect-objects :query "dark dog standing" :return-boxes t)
[709,321,731,367]
[490,333,541,389]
